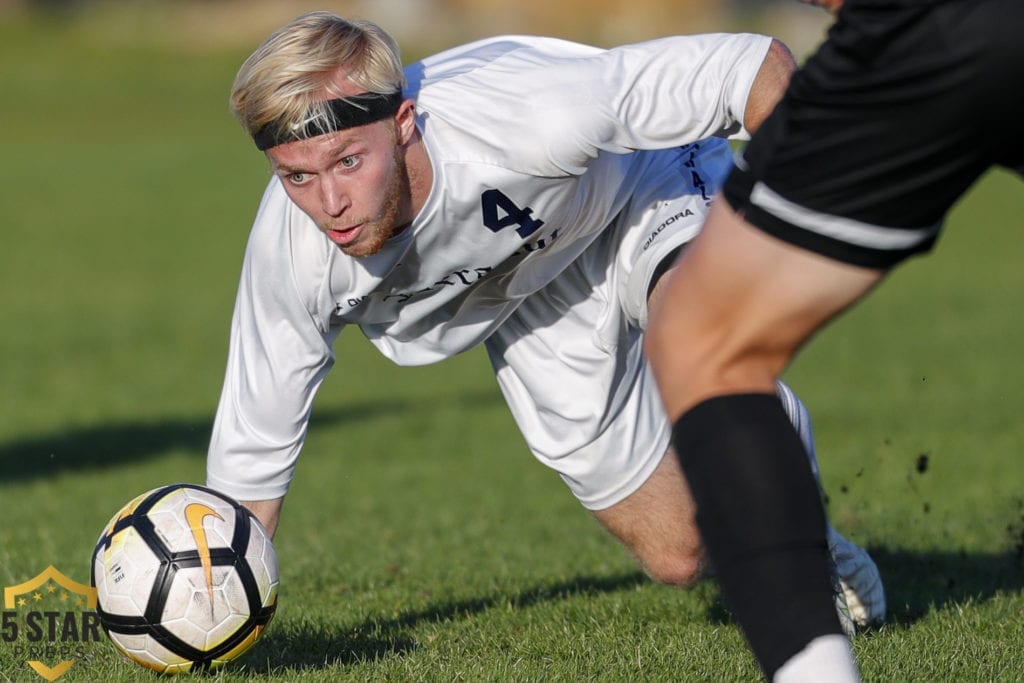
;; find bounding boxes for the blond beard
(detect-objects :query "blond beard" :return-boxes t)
[331,146,411,258]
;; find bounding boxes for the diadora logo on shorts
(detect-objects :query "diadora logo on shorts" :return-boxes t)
[2,566,102,681]
[184,503,224,603]
[642,209,696,251]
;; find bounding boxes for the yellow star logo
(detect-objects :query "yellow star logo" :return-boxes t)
[3,565,100,681]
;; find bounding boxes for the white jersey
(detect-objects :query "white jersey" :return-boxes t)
[207,33,772,502]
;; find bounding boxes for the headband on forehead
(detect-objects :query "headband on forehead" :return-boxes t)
[252,90,403,151]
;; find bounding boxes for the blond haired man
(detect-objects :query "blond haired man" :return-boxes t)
[207,12,884,670]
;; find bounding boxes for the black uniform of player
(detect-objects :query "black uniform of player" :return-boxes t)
[727,0,1024,268]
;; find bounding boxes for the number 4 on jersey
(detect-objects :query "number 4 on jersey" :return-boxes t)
[481,189,544,238]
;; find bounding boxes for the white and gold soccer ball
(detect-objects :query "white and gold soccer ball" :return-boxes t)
[91,484,279,674]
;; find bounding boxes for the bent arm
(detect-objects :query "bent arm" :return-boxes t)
[502,33,793,175]
[743,38,795,134]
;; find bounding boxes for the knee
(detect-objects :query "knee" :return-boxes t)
[641,548,706,590]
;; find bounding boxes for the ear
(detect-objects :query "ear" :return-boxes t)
[394,99,417,145]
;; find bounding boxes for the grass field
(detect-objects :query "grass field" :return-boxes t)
[3,8,1024,682]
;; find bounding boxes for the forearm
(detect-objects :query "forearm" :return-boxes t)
[241,497,284,538]
[743,38,796,134]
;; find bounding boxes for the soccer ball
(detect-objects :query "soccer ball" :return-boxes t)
[91,484,279,673]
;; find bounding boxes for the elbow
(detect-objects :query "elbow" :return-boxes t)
[743,38,796,135]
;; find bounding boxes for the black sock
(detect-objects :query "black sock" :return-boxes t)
[672,393,845,678]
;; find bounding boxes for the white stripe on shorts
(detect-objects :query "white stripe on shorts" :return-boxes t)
[749,181,942,251]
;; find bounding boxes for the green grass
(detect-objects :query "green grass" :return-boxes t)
[3,9,1024,682]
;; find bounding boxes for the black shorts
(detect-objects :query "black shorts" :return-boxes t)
[724,0,1024,268]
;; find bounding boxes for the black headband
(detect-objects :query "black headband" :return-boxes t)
[252,90,403,151]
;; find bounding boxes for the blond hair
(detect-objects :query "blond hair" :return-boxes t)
[230,11,405,144]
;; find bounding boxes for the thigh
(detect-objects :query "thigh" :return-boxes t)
[647,198,885,419]
[485,249,669,511]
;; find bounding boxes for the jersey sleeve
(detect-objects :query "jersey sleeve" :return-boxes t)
[413,33,772,176]
[539,33,772,172]
[417,33,771,177]
[206,181,340,502]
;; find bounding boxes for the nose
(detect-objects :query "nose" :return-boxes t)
[320,175,350,218]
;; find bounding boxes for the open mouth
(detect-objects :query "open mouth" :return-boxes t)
[326,224,363,246]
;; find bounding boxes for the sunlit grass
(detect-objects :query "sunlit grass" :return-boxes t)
[2,11,1024,682]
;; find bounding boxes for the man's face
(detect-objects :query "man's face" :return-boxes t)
[267,116,411,258]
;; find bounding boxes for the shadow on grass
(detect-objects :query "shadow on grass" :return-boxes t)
[703,546,1024,629]
[252,548,1024,673]
[0,389,502,482]
[247,572,649,672]
[870,546,1024,626]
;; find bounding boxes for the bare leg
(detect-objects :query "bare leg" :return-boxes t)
[591,447,705,589]
[646,200,883,421]
[644,199,883,680]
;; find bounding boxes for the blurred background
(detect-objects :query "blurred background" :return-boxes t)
[0,0,834,58]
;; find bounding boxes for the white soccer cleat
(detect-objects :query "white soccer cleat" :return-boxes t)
[827,526,886,630]
[830,571,857,639]
[777,381,887,632]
